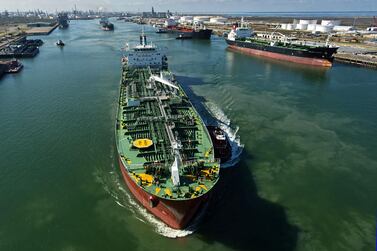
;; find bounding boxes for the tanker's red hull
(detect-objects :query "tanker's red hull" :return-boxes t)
[118,158,208,229]
[229,45,333,67]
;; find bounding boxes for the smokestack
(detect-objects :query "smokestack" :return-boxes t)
[140,35,143,45]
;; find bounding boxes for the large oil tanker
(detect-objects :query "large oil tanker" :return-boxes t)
[157,19,212,39]
[164,26,212,39]
[116,34,220,229]
[100,17,114,31]
[225,23,339,67]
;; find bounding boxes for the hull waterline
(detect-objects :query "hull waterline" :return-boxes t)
[119,158,209,229]
[228,45,333,67]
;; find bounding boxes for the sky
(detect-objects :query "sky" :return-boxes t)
[0,0,376,13]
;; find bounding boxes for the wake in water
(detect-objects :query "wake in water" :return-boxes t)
[96,151,199,238]
[205,102,244,168]
[113,178,200,238]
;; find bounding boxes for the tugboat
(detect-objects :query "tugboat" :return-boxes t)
[225,19,339,67]
[56,40,65,47]
[117,34,220,229]
[206,126,232,164]
[100,17,114,31]
[2,59,23,73]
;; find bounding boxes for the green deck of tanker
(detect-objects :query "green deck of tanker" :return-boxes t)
[115,65,220,201]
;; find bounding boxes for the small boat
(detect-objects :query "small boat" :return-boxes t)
[101,22,114,31]
[56,40,65,46]
[176,34,192,40]
[2,59,23,73]
[206,126,232,164]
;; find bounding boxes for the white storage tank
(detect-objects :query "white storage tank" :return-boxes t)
[321,20,341,26]
[280,23,288,29]
[315,25,333,33]
[299,19,317,25]
[307,24,317,31]
[296,23,308,30]
[333,26,354,31]
[180,16,193,23]
[299,20,311,25]
[287,24,296,30]
[193,16,211,22]
[366,27,377,32]
[209,16,228,24]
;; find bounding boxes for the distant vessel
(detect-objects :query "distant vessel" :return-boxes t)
[157,20,212,39]
[56,40,65,47]
[225,21,339,67]
[116,34,220,229]
[57,13,69,29]
[163,26,212,39]
[100,17,114,31]
[0,59,23,73]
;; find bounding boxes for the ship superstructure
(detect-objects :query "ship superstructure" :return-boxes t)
[116,34,220,229]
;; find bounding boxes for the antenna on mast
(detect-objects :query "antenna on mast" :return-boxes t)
[140,26,147,46]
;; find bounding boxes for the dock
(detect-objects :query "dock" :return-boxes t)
[0,37,42,59]
[335,52,377,69]
[25,23,59,36]
[0,63,6,79]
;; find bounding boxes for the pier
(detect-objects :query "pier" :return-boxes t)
[334,52,377,68]
[25,23,59,36]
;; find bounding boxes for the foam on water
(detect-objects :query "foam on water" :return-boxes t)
[205,102,244,168]
[97,157,198,238]
[114,178,197,238]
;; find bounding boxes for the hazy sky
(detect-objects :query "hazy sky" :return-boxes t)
[0,0,376,12]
